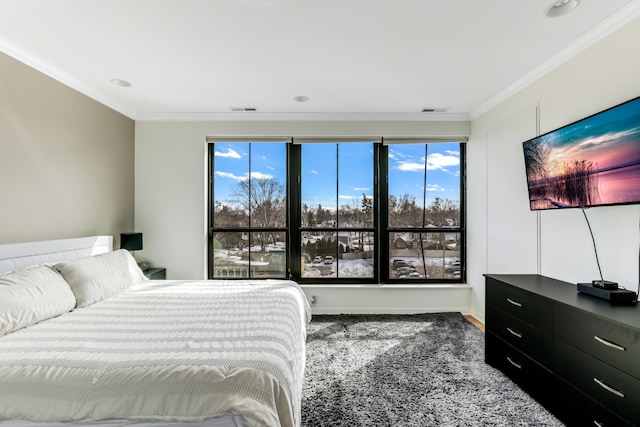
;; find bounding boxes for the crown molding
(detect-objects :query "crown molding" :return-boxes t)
[470,2,640,120]
[134,111,471,122]
[0,36,137,120]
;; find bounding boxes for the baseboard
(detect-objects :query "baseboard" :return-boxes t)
[311,306,470,315]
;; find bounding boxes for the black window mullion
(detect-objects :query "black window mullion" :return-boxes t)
[207,144,215,279]
[289,143,301,279]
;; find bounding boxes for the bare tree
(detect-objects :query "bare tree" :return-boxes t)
[230,177,286,227]
[361,193,373,227]
[229,177,286,252]
[388,194,422,227]
[426,197,459,227]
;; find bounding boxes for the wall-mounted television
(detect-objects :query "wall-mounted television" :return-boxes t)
[523,96,640,210]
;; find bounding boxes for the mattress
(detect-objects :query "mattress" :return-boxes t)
[0,279,310,427]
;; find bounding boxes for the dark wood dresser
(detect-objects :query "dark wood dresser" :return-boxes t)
[485,274,640,427]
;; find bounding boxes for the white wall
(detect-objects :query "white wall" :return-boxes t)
[136,16,640,319]
[134,120,472,314]
[467,16,640,320]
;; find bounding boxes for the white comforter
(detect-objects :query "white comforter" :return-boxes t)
[0,279,311,427]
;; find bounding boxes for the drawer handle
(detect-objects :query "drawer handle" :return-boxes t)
[593,377,625,398]
[506,357,522,369]
[506,298,522,307]
[594,335,626,352]
[506,327,523,339]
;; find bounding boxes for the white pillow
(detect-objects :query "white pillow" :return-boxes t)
[55,249,146,308]
[0,265,76,336]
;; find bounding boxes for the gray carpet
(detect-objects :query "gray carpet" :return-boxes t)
[301,313,564,426]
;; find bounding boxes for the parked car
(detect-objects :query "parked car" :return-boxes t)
[313,256,323,264]
[398,271,422,278]
[323,256,334,265]
[392,261,412,269]
[445,260,461,274]
[395,266,415,275]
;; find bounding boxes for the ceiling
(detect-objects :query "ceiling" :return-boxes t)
[1,0,639,121]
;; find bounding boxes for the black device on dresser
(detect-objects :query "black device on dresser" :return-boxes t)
[485,274,640,427]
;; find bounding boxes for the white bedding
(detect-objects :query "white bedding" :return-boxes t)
[0,414,252,427]
[0,279,311,427]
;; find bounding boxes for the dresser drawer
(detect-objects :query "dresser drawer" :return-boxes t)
[486,332,554,408]
[486,278,553,334]
[553,377,634,427]
[555,304,640,380]
[554,340,640,425]
[486,307,553,368]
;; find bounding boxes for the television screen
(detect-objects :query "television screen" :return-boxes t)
[523,96,640,210]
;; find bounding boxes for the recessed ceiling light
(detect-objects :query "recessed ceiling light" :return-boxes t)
[110,78,131,87]
[545,0,580,18]
[293,95,310,102]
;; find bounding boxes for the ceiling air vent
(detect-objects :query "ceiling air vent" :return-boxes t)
[421,107,449,113]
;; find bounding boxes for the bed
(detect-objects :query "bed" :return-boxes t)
[0,236,311,427]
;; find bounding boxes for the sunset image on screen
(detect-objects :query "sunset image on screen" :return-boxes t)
[523,97,640,210]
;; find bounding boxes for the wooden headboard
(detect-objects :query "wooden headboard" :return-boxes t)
[0,236,113,274]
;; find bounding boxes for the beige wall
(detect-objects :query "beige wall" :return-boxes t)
[0,52,135,246]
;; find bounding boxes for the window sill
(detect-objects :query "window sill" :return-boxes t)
[300,283,471,289]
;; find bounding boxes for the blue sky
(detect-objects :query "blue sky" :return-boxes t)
[213,142,287,203]
[213,141,461,209]
[387,142,461,206]
[301,142,373,209]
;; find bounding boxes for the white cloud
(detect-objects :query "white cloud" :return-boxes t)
[310,170,319,175]
[214,148,241,158]
[215,171,244,181]
[389,149,409,160]
[352,187,369,191]
[251,171,274,180]
[394,152,460,173]
[426,152,460,171]
[214,171,273,181]
[339,195,358,200]
[397,161,425,171]
[425,184,446,192]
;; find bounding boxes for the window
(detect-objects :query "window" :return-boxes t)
[297,141,376,282]
[208,139,289,279]
[383,141,464,282]
[208,138,465,283]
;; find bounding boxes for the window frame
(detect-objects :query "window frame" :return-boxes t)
[292,140,380,285]
[207,139,291,279]
[380,141,466,284]
[207,138,466,284]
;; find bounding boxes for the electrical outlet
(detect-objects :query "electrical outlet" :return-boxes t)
[310,295,317,306]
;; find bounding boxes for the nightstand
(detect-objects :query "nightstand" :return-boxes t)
[144,268,166,280]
